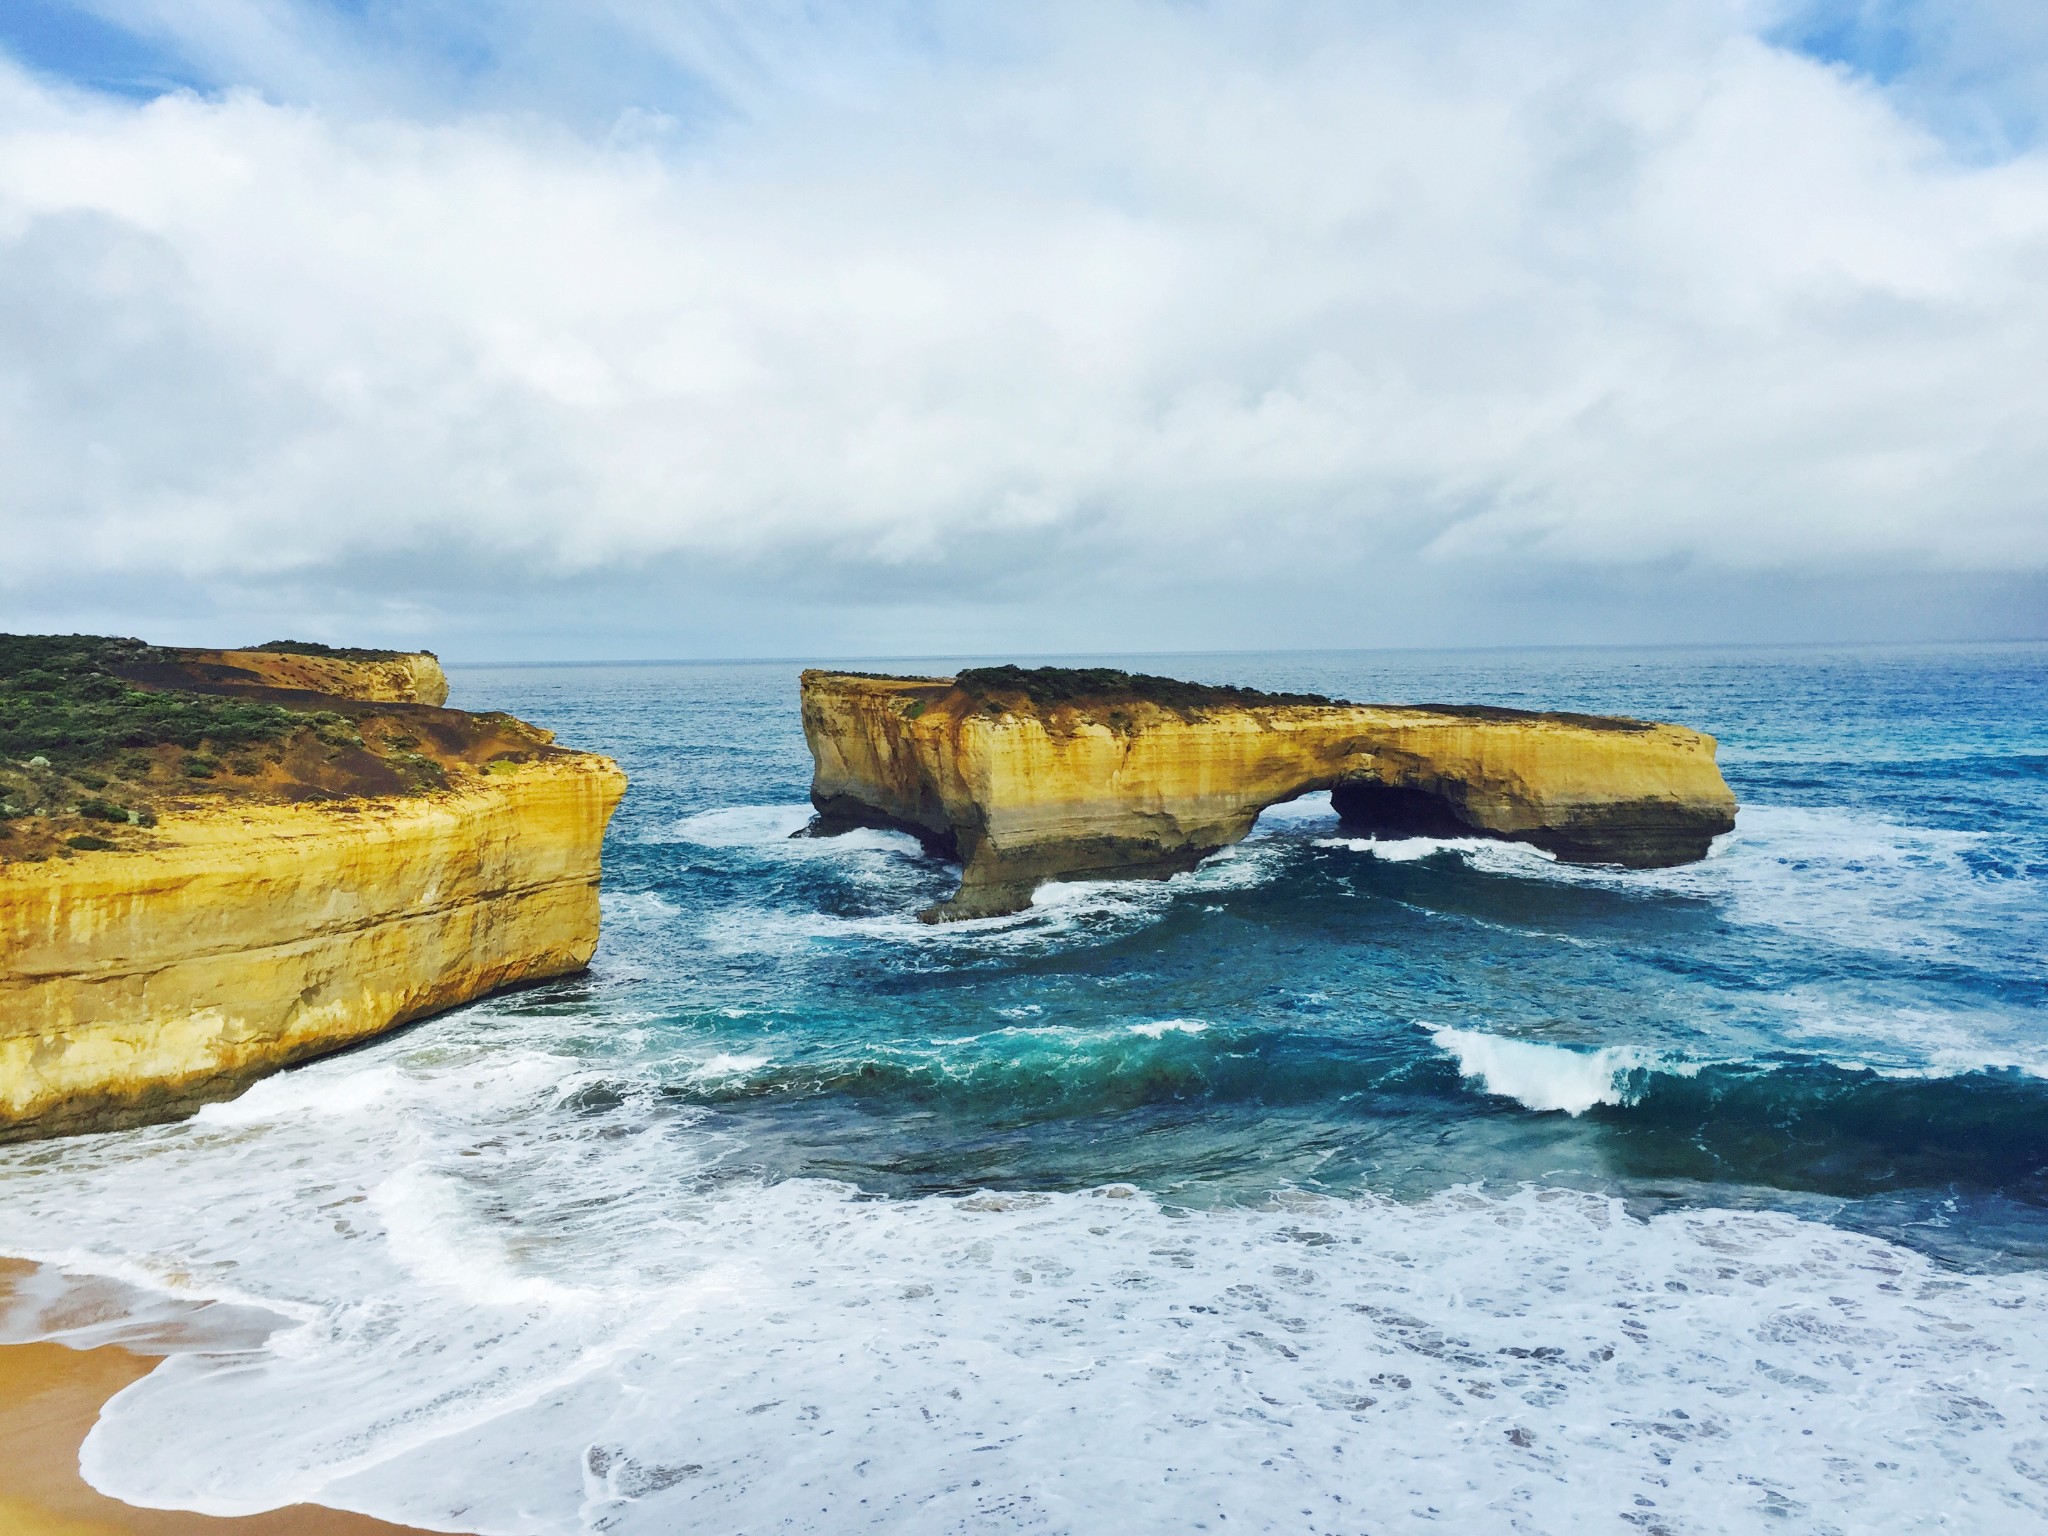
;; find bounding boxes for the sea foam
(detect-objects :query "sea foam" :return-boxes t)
[0,1017,2041,1534]
[11,1161,2045,1534]
[1128,1019,1210,1039]
[1429,1027,1694,1115]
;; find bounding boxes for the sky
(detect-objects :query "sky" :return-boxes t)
[1,1,2044,661]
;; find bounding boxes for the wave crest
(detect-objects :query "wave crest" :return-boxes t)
[1430,1026,1696,1115]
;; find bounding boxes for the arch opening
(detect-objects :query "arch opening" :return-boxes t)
[1328,779,1477,840]
[1247,787,1337,835]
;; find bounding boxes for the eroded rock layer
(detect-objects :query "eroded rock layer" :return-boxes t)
[173,644,451,706]
[800,669,1737,920]
[1,637,625,1140]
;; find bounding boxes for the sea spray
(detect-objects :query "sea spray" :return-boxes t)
[1428,1027,1697,1115]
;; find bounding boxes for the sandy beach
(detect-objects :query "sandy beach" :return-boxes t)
[0,1268,437,1536]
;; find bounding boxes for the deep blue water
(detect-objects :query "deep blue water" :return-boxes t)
[7,642,2048,1533]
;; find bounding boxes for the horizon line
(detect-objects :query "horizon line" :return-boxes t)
[437,635,2048,669]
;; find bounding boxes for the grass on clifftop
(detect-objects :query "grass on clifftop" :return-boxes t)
[953,665,1338,713]
[0,635,309,769]
[250,639,428,661]
[1,632,546,864]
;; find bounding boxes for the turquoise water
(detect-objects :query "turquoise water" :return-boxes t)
[494,644,2048,1257]
[4,643,2047,1533]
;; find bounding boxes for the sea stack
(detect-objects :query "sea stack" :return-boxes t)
[800,666,1737,920]
[0,636,626,1140]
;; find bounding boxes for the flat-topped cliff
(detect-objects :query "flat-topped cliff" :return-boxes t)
[170,640,452,705]
[1,635,625,1140]
[800,666,1737,920]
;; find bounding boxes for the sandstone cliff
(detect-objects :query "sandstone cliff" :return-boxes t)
[0,635,625,1140]
[800,667,1737,920]
[181,643,451,706]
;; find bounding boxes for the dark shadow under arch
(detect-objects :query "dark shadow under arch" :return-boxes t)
[1328,780,1477,840]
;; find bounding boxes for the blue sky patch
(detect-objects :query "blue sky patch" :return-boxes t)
[0,0,210,98]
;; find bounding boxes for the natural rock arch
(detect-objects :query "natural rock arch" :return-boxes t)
[799,669,1737,920]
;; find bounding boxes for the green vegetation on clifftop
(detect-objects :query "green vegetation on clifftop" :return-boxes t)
[1,632,555,865]
[953,665,1338,713]
[0,635,307,769]
[249,639,429,661]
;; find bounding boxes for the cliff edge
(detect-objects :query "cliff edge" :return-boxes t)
[179,640,452,706]
[800,666,1737,920]
[1,635,625,1140]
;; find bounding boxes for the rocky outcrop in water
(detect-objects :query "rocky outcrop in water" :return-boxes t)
[0,636,625,1139]
[800,667,1737,920]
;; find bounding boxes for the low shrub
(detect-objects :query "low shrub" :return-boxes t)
[954,665,1338,712]
[0,634,307,769]
[309,713,364,749]
[250,639,423,661]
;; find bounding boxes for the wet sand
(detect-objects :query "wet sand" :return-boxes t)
[0,1269,441,1536]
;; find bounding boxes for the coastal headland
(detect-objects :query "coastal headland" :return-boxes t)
[801,665,1738,920]
[1,636,625,1141]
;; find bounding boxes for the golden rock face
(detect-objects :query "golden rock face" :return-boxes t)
[800,671,1738,920]
[0,754,625,1140]
[0,640,626,1141]
[187,647,452,705]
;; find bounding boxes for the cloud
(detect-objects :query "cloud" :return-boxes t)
[1,1,2045,652]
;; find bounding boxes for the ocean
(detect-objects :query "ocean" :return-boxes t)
[4,643,2047,1534]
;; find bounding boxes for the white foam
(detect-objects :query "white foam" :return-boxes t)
[1315,804,2038,977]
[598,891,682,925]
[685,1053,771,1084]
[1127,1019,1210,1039]
[8,1163,2046,1534]
[374,1165,585,1309]
[1430,1026,1695,1115]
[648,794,1500,960]
[1022,840,1291,915]
[1315,833,1555,865]
[634,804,933,917]
[194,1063,410,1126]
[658,803,932,866]
[688,840,1295,963]
[1761,991,2048,1083]
[0,1004,2040,1536]
[653,804,816,846]
[1669,810,1994,958]
[640,802,2035,1002]
[0,1000,2040,1530]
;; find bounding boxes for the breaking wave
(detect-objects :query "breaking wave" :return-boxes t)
[6,1168,2046,1533]
[1429,1027,1696,1115]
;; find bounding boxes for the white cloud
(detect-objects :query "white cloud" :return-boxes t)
[2,1,2045,647]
